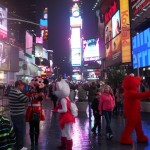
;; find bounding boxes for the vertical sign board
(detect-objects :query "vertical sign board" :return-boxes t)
[120,0,131,63]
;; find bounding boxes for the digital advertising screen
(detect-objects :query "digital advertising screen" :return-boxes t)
[0,5,7,39]
[105,20,112,44]
[71,48,81,66]
[70,28,81,48]
[132,28,150,69]
[112,10,121,38]
[87,69,100,80]
[70,16,82,27]
[106,34,122,66]
[72,74,81,80]
[35,44,43,58]
[83,38,99,61]
[0,42,10,71]
[25,31,33,55]
[129,0,150,18]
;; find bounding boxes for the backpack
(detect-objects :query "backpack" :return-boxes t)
[70,102,78,117]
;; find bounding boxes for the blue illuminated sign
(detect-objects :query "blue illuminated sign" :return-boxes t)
[40,19,48,27]
[132,28,150,69]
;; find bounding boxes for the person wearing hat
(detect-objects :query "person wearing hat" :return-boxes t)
[8,80,43,150]
[91,92,101,136]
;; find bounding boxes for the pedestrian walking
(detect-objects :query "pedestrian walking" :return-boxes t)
[98,84,115,140]
[8,80,42,150]
[91,92,101,136]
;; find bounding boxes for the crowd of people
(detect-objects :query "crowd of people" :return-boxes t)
[1,74,150,150]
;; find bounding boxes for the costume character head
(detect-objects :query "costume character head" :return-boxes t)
[54,79,70,99]
[29,76,49,93]
[122,75,141,91]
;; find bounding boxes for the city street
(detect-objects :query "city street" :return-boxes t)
[1,97,150,150]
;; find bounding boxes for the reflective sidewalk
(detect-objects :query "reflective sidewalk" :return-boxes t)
[1,98,150,150]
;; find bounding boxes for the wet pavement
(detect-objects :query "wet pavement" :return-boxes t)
[1,98,150,150]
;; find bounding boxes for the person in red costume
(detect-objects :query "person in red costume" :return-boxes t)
[26,77,47,150]
[120,74,150,145]
[52,79,75,150]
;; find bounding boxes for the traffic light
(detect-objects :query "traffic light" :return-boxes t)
[43,30,48,40]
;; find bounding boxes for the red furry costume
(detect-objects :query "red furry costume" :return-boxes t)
[120,75,150,144]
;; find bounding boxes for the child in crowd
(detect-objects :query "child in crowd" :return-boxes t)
[98,84,115,140]
[91,92,101,136]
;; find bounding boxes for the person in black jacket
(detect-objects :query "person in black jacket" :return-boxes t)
[91,92,101,135]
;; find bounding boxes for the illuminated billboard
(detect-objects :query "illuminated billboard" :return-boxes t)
[71,48,81,66]
[120,0,131,63]
[70,28,81,48]
[0,42,10,71]
[35,44,43,57]
[83,38,99,61]
[72,74,81,80]
[70,16,82,27]
[0,5,7,39]
[40,19,48,30]
[25,31,33,55]
[112,10,121,38]
[105,10,121,43]
[104,0,131,66]
[130,0,150,18]
[103,0,119,24]
[105,20,112,44]
[132,28,150,69]
[106,34,122,66]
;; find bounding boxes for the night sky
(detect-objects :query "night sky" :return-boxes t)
[48,0,98,76]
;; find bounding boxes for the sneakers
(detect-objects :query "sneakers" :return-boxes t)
[20,147,28,150]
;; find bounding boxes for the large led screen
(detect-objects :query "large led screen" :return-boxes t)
[70,16,82,27]
[25,31,33,55]
[71,48,81,66]
[132,28,150,69]
[0,5,7,39]
[105,10,121,44]
[70,28,81,48]
[112,10,121,38]
[83,38,99,61]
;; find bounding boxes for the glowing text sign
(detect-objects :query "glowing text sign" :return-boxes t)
[132,28,150,69]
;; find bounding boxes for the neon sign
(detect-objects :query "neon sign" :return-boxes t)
[104,0,117,24]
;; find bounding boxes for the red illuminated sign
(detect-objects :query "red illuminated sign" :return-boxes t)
[104,0,118,24]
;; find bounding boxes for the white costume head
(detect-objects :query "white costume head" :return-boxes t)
[55,79,70,99]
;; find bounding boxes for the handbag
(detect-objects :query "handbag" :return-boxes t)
[29,102,40,122]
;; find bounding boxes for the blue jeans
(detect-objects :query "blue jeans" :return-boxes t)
[11,114,26,150]
[102,110,113,135]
